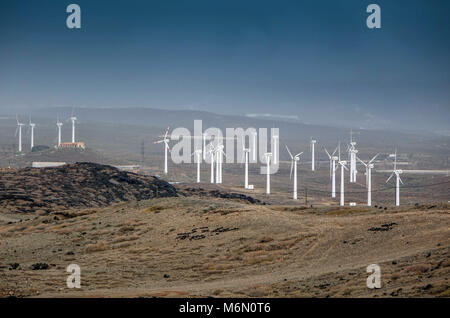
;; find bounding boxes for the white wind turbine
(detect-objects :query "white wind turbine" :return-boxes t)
[15,115,25,152]
[324,146,338,198]
[264,152,273,195]
[154,126,171,174]
[338,143,349,206]
[386,149,403,206]
[357,153,379,207]
[56,115,63,147]
[286,145,303,200]
[28,116,36,150]
[191,149,202,183]
[310,138,317,171]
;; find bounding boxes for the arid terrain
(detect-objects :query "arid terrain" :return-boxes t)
[0,163,449,298]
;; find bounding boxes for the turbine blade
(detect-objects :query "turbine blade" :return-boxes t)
[356,157,367,167]
[324,148,331,159]
[285,145,293,159]
[338,142,341,161]
[369,153,380,164]
[394,149,397,171]
[331,146,338,156]
[329,161,332,179]
[386,172,394,183]
[14,126,19,137]
[164,126,170,139]
[289,161,293,179]
[399,176,404,185]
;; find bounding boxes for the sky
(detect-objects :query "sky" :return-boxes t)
[0,0,449,132]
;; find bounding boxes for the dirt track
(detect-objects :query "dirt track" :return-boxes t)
[1,196,449,298]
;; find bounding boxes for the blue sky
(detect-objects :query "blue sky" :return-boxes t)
[0,0,449,131]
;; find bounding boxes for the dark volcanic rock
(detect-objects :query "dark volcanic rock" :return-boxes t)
[0,162,178,213]
[31,263,49,270]
[181,187,264,205]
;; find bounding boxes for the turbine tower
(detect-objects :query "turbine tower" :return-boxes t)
[215,144,226,184]
[286,145,303,200]
[56,115,63,147]
[206,144,216,183]
[154,126,171,174]
[28,116,36,150]
[15,116,25,152]
[324,146,338,198]
[386,149,403,206]
[264,152,272,195]
[70,109,77,143]
[357,153,379,207]
[310,138,317,171]
[192,149,202,183]
[338,143,348,206]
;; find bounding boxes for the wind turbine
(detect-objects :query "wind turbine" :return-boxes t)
[56,115,63,147]
[28,116,36,150]
[338,143,348,206]
[286,145,303,200]
[154,126,171,174]
[386,149,403,206]
[324,146,338,198]
[310,138,317,171]
[69,109,77,143]
[191,149,202,183]
[15,116,25,152]
[264,152,272,195]
[357,153,379,207]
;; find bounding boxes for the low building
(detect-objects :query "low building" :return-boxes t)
[32,162,66,168]
[59,142,86,150]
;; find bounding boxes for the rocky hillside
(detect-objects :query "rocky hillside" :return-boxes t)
[0,162,177,213]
